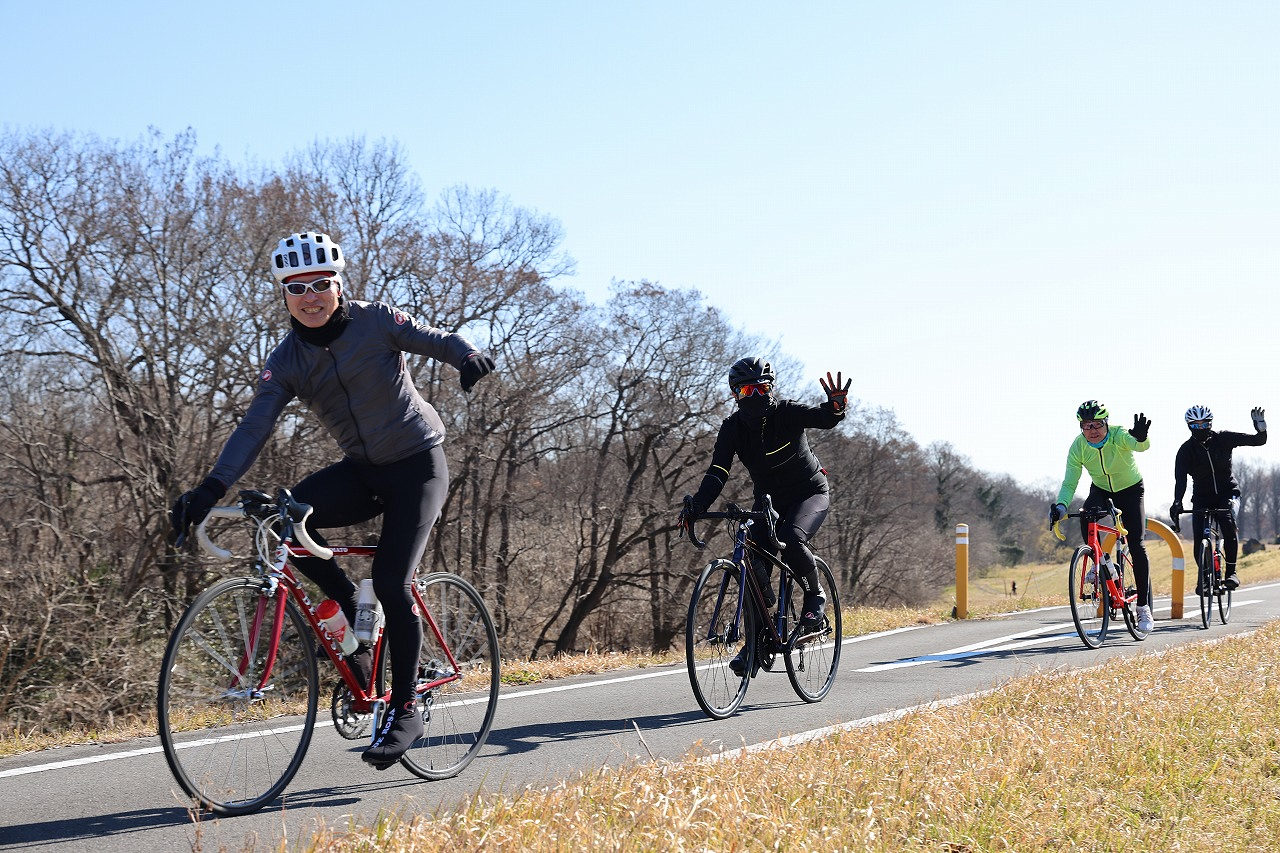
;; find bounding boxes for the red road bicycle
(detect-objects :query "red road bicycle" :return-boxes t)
[157,488,499,816]
[1053,500,1149,648]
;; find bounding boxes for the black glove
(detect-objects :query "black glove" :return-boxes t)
[1048,502,1066,530]
[459,352,495,393]
[170,477,227,544]
[682,494,708,522]
[1130,413,1151,442]
[819,370,851,414]
[1169,501,1183,533]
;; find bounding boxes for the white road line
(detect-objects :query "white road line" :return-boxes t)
[858,599,1266,673]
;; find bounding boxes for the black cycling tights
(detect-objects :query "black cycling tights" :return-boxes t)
[291,444,449,708]
[1081,480,1150,609]
[748,492,830,596]
[1192,503,1239,567]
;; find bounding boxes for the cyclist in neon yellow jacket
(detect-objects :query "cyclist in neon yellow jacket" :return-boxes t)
[1048,400,1155,632]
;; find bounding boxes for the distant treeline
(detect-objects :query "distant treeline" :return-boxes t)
[0,128,1059,732]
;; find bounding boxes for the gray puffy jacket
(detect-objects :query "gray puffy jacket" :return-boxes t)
[209,300,479,487]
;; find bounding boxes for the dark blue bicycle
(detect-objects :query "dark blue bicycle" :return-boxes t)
[679,496,842,719]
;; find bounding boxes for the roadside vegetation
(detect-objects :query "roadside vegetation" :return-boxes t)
[301,620,1280,851]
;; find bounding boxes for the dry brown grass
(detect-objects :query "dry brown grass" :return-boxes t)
[303,622,1280,852]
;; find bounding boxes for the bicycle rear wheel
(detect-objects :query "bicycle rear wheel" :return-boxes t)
[1068,545,1108,649]
[398,572,500,780]
[157,577,318,816]
[686,559,752,719]
[1198,542,1213,629]
[784,557,842,702]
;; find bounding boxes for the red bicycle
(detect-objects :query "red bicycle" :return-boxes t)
[1053,500,1148,648]
[157,488,499,816]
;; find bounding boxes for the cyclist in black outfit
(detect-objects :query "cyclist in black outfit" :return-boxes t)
[170,232,495,769]
[682,357,849,676]
[1170,404,1267,592]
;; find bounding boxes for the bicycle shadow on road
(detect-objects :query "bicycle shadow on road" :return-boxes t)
[468,707,714,758]
[0,784,391,847]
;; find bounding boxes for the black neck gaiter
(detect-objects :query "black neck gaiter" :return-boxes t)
[290,298,352,346]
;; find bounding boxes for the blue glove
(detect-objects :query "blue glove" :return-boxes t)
[1252,407,1267,432]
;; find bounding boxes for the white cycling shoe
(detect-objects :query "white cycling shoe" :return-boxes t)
[1136,605,1155,634]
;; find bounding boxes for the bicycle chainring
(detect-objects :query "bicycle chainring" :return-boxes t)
[330,681,372,740]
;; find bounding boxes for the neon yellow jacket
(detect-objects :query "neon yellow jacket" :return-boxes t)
[1055,426,1149,505]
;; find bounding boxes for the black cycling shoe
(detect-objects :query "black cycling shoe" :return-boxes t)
[362,700,423,770]
[345,647,373,690]
[727,644,755,678]
[799,590,827,631]
[1194,582,1205,598]
[1223,570,1240,591]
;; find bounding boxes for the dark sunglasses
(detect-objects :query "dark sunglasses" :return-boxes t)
[1188,420,1212,430]
[1080,420,1107,431]
[283,276,339,296]
[733,382,772,400]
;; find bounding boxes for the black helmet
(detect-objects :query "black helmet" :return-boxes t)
[1076,400,1109,422]
[728,357,775,390]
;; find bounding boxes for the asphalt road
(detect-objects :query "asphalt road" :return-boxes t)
[4,582,1279,852]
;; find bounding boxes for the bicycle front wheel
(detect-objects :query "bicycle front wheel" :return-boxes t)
[157,577,318,816]
[1198,542,1213,629]
[785,557,842,702]
[1068,546,1108,649]
[398,572,500,780]
[1217,549,1232,624]
[686,559,751,720]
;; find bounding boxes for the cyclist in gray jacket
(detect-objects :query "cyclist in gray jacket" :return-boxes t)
[171,232,494,768]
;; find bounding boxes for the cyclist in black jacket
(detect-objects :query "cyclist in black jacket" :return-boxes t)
[170,232,495,769]
[1170,404,1267,592]
[682,357,849,675]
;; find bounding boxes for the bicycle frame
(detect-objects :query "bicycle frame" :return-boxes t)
[201,491,464,714]
[686,500,806,653]
[1080,515,1134,610]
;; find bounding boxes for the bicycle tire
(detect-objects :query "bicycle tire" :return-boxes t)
[686,559,752,719]
[1068,545,1108,649]
[1198,541,1213,629]
[1216,546,1232,625]
[397,572,500,780]
[157,577,318,816]
[1117,555,1147,642]
[784,557,842,702]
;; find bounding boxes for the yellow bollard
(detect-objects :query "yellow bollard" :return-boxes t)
[955,523,969,619]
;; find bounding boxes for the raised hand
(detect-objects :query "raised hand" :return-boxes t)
[1252,407,1267,432]
[819,371,851,414]
[1130,413,1151,442]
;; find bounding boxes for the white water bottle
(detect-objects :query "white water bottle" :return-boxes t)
[1102,554,1118,580]
[316,599,358,655]
[354,578,382,644]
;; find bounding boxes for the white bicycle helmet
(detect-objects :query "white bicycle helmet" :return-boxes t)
[1185,404,1213,424]
[270,232,345,283]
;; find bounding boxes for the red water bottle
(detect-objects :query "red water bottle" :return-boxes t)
[316,599,358,655]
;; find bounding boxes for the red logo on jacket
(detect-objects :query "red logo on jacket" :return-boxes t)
[394,311,407,325]
[261,369,272,382]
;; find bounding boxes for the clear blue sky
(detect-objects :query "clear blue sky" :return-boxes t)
[4,2,1278,512]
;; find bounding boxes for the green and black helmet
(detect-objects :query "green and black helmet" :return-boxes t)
[1076,400,1109,422]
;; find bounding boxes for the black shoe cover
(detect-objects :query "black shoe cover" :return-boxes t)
[362,701,423,769]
